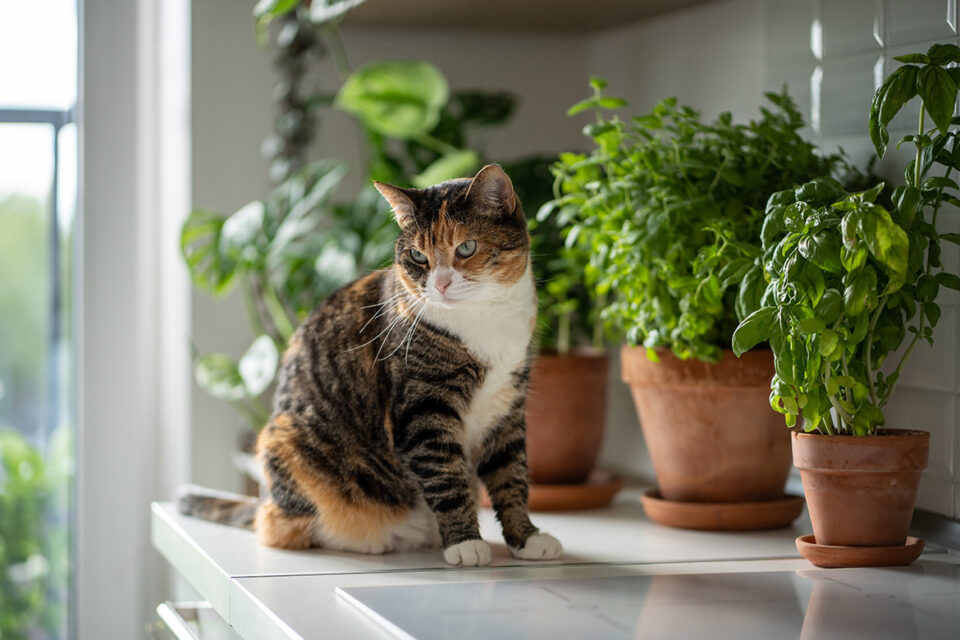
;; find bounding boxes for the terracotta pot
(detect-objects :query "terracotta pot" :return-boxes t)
[792,429,929,547]
[525,348,608,484]
[620,346,791,502]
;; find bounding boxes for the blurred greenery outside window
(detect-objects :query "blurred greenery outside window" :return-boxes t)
[0,1,78,638]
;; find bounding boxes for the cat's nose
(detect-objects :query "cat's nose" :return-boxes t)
[434,275,452,294]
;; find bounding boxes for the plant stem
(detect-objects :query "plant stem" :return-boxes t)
[914,108,925,188]
[232,399,269,429]
[863,295,887,406]
[819,361,839,435]
[250,276,284,344]
[592,291,607,349]
[241,276,268,338]
[260,277,296,342]
[884,108,945,406]
[557,310,571,355]
[413,133,459,156]
[323,24,351,81]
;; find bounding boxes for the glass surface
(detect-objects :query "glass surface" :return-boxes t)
[0,0,78,109]
[0,3,77,638]
[338,562,960,640]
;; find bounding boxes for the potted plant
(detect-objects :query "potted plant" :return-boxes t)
[544,78,842,529]
[733,42,960,567]
[502,158,618,510]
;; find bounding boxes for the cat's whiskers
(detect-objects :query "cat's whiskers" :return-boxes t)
[345,292,417,353]
[360,289,406,310]
[403,298,431,363]
[376,296,425,361]
[358,291,409,335]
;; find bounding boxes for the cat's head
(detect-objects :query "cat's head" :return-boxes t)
[374,165,530,307]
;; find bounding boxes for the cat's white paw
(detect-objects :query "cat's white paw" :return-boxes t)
[510,532,562,560]
[443,539,492,567]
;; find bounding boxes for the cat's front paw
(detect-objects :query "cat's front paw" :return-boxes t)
[443,539,492,567]
[510,532,562,560]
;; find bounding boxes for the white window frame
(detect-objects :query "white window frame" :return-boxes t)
[76,0,191,636]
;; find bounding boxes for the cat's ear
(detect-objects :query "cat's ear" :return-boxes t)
[373,181,418,228]
[466,164,518,216]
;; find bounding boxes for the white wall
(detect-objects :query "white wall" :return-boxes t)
[190,0,960,520]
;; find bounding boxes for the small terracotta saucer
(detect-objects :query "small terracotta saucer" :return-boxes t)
[796,534,925,568]
[480,470,623,512]
[640,489,804,531]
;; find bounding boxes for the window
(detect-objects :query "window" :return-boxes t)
[0,1,78,637]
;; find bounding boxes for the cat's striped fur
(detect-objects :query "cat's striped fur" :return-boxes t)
[179,165,561,566]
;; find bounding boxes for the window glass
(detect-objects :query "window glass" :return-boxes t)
[0,2,77,638]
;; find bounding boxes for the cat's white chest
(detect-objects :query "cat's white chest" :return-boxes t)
[423,268,535,456]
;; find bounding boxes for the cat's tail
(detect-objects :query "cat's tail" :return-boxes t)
[176,484,260,529]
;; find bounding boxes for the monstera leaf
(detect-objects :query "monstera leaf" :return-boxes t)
[181,210,237,297]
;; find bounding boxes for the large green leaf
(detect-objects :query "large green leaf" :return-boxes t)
[335,61,449,138]
[732,306,774,356]
[412,150,481,188]
[220,201,266,267]
[918,65,957,133]
[857,203,909,290]
[181,210,238,297]
[870,65,919,158]
[843,266,878,316]
[195,354,246,401]
[238,335,280,397]
[799,232,842,273]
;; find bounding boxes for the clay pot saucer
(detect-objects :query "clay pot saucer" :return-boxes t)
[640,489,804,531]
[481,470,623,512]
[796,534,924,568]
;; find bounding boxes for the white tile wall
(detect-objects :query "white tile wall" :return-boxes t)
[885,0,957,46]
[767,0,960,519]
[817,0,883,57]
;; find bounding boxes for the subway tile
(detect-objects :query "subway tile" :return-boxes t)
[889,306,958,393]
[768,0,816,67]
[883,388,954,479]
[766,62,817,137]
[817,51,883,137]
[916,475,954,517]
[818,0,883,57]
[955,399,960,475]
[937,210,960,306]
[885,0,957,47]
[818,133,877,171]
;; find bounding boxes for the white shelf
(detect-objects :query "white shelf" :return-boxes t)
[341,0,713,33]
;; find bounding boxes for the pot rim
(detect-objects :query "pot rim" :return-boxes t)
[537,346,607,359]
[792,428,930,473]
[792,428,930,440]
[620,344,774,387]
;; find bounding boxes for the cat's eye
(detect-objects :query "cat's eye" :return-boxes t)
[456,240,477,258]
[410,248,429,264]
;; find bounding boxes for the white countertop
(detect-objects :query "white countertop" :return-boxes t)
[151,488,960,639]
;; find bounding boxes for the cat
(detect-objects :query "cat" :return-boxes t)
[179,164,562,567]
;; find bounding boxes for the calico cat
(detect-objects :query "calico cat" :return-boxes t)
[179,165,562,566]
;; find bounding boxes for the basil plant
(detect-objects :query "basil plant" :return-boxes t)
[734,43,960,435]
[544,78,838,363]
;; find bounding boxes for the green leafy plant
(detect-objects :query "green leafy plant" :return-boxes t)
[0,427,71,639]
[544,78,839,362]
[733,42,960,435]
